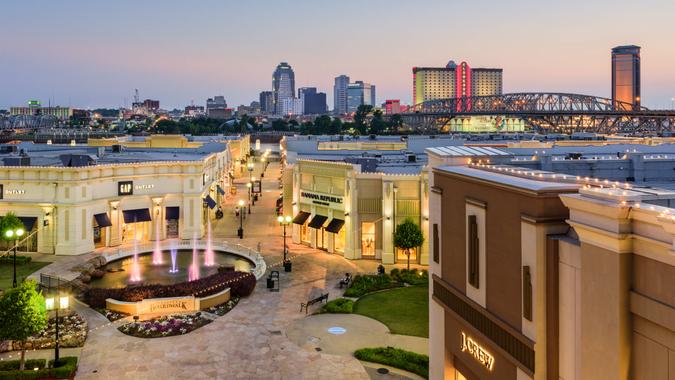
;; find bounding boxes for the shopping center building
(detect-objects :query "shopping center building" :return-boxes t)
[280,135,458,265]
[427,160,675,379]
[285,159,429,265]
[0,136,245,255]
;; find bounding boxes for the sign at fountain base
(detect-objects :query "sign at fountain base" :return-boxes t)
[106,288,230,315]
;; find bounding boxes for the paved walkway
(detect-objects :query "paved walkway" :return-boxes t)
[5,161,427,379]
[286,314,428,356]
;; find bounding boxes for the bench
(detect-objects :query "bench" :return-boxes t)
[300,292,329,314]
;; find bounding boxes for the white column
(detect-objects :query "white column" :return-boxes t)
[381,180,395,264]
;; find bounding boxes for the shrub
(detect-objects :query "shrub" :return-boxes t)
[0,359,46,371]
[390,269,428,286]
[354,347,428,379]
[85,271,256,309]
[0,256,32,265]
[0,356,77,380]
[320,298,354,313]
[343,274,401,297]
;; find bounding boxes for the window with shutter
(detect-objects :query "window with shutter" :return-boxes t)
[468,215,479,288]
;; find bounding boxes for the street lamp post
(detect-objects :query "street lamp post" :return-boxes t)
[247,162,254,183]
[251,176,257,205]
[5,227,25,288]
[246,182,252,213]
[237,199,245,238]
[277,215,292,271]
[45,294,69,367]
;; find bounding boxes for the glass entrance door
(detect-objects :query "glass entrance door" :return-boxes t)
[361,222,376,257]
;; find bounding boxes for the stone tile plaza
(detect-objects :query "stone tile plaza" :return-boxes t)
[1,2,675,379]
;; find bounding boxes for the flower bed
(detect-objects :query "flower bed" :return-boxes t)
[96,308,129,322]
[0,312,87,353]
[85,271,256,309]
[204,296,240,316]
[118,313,211,338]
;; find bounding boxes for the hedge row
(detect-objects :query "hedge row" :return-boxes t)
[85,271,256,308]
[0,357,78,380]
[320,298,354,313]
[354,347,428,379]
[0,255,32,265]
[343,274,402,297]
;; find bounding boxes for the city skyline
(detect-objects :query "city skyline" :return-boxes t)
[2,0,675,110]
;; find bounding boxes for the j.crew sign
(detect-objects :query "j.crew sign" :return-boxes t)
[461,332,495,371]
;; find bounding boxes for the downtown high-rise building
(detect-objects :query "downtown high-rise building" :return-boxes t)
[298,87,328,115]
[412,60,502,105]
[272,62,295,114]
[259,91,274,114]
[611,45,641,110]
[333,75,350,114]
[347,81,376,113]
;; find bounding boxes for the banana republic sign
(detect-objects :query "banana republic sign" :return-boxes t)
[300,191,343,208]
[461,332,495,371]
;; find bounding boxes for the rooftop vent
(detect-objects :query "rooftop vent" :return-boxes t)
[59,154,96,167]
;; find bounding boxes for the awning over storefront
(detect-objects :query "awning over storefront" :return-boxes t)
[165,206,180,220]
[325,219,345,233]
[18,217,37,231]
[94,213,112,227]
[122,209,152,223]
[292,211,311,225]
[204,195,217,209]
[308,215,328,229]
[216,185,226,195]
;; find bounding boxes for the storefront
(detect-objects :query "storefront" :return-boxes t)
[0,139,235,255]
[286,159,428,265]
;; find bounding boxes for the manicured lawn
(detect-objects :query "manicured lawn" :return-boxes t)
[0,261,50,290]
[353,285,428,337]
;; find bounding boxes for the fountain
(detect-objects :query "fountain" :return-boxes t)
[188,234,200,281]
[152,220,163,265]
[169,243,179,274]
[129,228,142,282]
[204,219,215,267]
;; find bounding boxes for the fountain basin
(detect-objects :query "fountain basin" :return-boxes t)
[90,249,252,289]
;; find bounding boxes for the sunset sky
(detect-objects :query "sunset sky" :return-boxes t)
[2,0,674,109]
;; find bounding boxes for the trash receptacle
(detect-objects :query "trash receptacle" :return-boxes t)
[267,278,274,288]
[283,261,292,272]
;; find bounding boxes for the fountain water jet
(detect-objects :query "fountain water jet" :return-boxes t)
[168,243,179,274]
[152,220,163,265]
[188,234,200,281]
[129,227,142,282]
[204,219,215,267]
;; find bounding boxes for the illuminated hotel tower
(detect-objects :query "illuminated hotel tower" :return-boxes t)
[611,45,641,110]
[412,60,502,105]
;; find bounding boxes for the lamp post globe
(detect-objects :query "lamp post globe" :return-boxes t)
[237,199,245,239]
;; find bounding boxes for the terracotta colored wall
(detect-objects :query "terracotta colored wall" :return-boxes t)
[435,171,569,330]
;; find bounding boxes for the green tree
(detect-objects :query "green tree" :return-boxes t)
[369,109,386,135]
[239,115,250,134]
[389,114,404,133]
[0,212,25,242]
[0,280,47,370]
[354,104,373,134]
[394,218,425,270]
[154,119,181,134]
[271,119,288,131]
